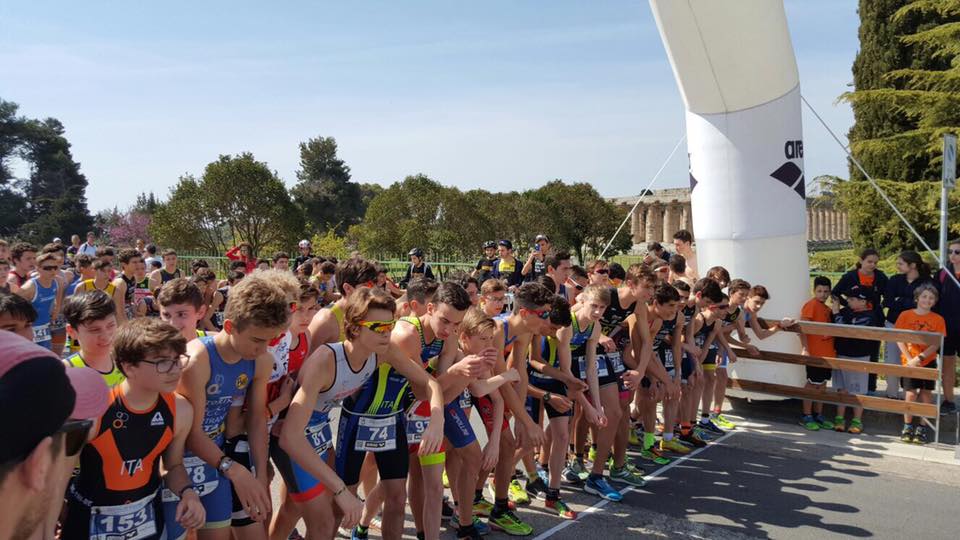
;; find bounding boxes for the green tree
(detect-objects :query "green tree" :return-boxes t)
[291,136,370,235]
[844,1,960,182]
[150,154,304,256]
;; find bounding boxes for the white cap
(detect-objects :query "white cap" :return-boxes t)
[53,237,62,243]
[298,239,310,248]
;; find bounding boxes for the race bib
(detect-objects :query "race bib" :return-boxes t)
[89,491,157,540]
[306,420,333,456]
[660,349,675,370]
[606,351,625,374]
[32,324,50,343]
[458,389,472,410]
[405,410,430,445]
[576,355,608,379]
[162,455,218,502]
[355,416,397,452]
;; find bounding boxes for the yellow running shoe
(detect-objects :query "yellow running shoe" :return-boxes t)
[660,438,691,455]
[508,479,530,505]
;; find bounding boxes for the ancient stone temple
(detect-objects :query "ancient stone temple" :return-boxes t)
[609,188,850,246]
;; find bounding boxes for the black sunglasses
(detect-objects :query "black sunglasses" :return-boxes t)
[594,269,609,275]
[58,419,93,457]
[950,249,960,255]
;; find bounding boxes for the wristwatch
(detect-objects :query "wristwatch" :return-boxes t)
[543,392,552,403]
[217,456,234,475]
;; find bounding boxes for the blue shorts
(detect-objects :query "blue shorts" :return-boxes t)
[163,452,233,539]
[443,400,477,449]
[718,349,730,369]
[272,411,333,503]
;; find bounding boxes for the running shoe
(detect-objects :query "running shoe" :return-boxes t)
[815,415,834,430]
[484,485,517,511]
[473,498,494,517]
[546,498,577,520]
[563,460,589,483]
[693,425,716,441]
[833,416,846,432]
[609,465,646,487]
[628,428,641,447]
[351,526,368,540]
[941,400,957,415]
[698,419,725,435]
[912,426,929,445]
[848,419,863,435]
[369,515,382,531]
[456,526,482,540]
[679,430,707,448]
[900,424,915,443]
[488,510,533,536]
[452,516,491,536]
[588,446,597,463]
[622,461,646,476]
[442,496,455,520]
[443,469,450,488]
[711,413,737,430]
[800,415,820,431]
[639,446,671,465]
[584,475,624,501]
[508,479,530,505]
[536,466,549,484]
[659,438,692,455]
[525,477,548,501]
[289,529,305,540]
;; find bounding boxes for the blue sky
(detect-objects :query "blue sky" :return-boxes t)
[0,1,858,212]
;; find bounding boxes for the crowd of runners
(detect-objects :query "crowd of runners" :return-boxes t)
[0,229,955,540]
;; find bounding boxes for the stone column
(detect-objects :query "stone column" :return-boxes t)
[646,202,663,243]
[806,208,813,241]
[632,204,646,244]
[830,210,839,241]
[819,210,829,241]
[811,210,821,241]
[680,203,692,234]
[663,202,680,242]
[840,212,848,240]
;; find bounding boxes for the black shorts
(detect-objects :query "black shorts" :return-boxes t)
[806,366,832,385]
[943,330,960,357]
[526,392,571,422]
[902,376,936,392]
[335,410,409,486]
[224,434,255,527]
[681,354,694,382]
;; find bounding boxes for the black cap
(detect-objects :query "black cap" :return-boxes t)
[498,239,513,250]
[408,247,424,258]
[843,286,870,301]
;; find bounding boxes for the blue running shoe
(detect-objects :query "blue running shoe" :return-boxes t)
[584,475,623,502]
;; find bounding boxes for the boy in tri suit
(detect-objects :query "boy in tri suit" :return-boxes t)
[63,291,123,387]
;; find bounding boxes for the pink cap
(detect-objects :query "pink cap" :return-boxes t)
[0,332,109,420]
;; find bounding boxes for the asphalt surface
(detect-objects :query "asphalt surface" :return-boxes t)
[271,410,960,540]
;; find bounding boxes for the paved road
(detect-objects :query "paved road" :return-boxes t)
[272,413,960,540]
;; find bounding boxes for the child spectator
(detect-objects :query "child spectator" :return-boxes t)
[830,286,883,434]
[798,276,836,431]
[895,283,946,444]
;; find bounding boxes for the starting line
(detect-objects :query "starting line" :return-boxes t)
[530,431,738,540]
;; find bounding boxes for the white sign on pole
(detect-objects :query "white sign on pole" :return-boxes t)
[943,134,957,189]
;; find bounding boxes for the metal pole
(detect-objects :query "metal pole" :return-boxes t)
[941,176,950,269]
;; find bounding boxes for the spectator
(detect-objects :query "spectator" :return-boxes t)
[934,239,960,414]
[491,240,523,289]
[66,234,81,259]
[672,230,698,280]
[294,239,313,269]
[77,231,98,257]
[273,251,291,271]
[882,250,932,399]
[474,241,498,283]
[402,247,434,287]
[798,276,836,431]
[0,332,109,540]
[643,242,671,266]
[896,284,946,444]
[143,243,160,268]
[522,234,552,282]
[832,248,888,394]
[225,242,257,274]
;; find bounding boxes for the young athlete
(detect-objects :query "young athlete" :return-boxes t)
[672,230,698,280]
[479,279,508,317]
[63,291,124,387]
[710,278,757,430]
[686,278,728,439]
[0,258,10,294]
[75,259,127,324]
[799,276,837,431]
[148,249,182,293]
[896,284,946,444]
[62,318,205,539]
[157,278,210,342]
[115,248,144,322]
[0,291,37,341]
[307,257,379,349]
[166,273,288,540]
[15,251,60,349]
[7,241,37,292]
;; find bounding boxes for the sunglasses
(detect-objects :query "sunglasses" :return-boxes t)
[40,265,58,271]
[484,295,507,304]
[524,308,551,320]
[59,419,94,457]
[950,249,960,255]
[359,319,396,334]
[140,354,188,374]
[593,269,609,275]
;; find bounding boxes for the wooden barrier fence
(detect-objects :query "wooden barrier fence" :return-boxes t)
[728,320,947,442]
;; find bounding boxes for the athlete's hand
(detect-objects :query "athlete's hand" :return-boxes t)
[908,356,922,367]
[334,489,364,530]
[502,368,521,383]
[418,420,445,456]
[779,318,796,328]
[666,381,681,401]
[226,464,270,522]
[276,375,296,410]
[481,439,500,471]
[548,394,573,414]
[599,335,616,352]
[565,376,588,393]
[687,345,703,359]
[744,345,759,358]
[622,369,643,390]
[519,420,546,449]
[454,352,495,378]
[176,489,206,530]
[586,405,607,428]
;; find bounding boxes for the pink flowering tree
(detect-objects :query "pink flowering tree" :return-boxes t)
[103,210,152,248]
